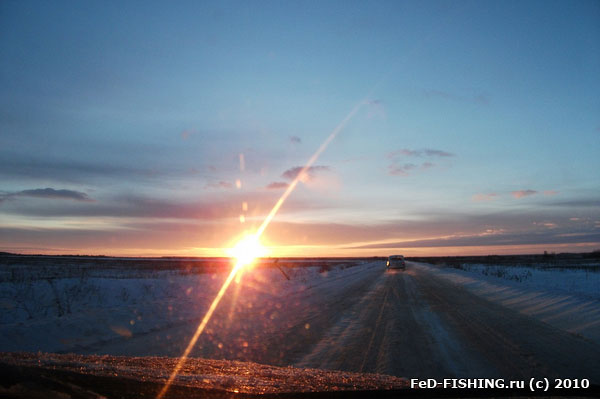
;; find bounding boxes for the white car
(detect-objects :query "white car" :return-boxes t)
[386,255,406,270]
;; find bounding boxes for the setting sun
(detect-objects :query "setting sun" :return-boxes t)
[227,234,268,266]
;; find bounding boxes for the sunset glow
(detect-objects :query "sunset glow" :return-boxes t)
[227,234,268,267]
[1,1,598,257]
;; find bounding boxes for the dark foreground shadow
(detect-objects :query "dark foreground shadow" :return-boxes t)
[0,352,598,398]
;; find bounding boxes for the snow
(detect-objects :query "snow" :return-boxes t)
[411,261,600,343]
[0,258,406,395]
[0,257,379,355]
[5,255,598,387]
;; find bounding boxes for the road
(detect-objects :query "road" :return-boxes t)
[81,261,600,383]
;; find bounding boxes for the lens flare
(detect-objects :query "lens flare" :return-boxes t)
[156,99,367,399]
[156,261,243,399]
[227,234,268,267]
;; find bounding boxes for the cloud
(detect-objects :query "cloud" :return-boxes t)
[18,188,93,201]
[511,190,538,199]
[535,222,557,229]
[281,165,330,182]
[0,191,332,220]
[423,149,453,157]
[0,224,244,254]
[421,162,434,170]
[389,163,417,176]
[387,148,454,176]
[0,157,158,184]
[388,148,454,159]
[266,182,289,190]
[3,203,597,255]
[1,195,238,219]
[387,149,419,158]
[253,210,600,248]
[289,136,301,144]
[472,193,499,202]
[473,190,559,202]
[0,188,94,203]
[366,99,386,119]
[204,181,233,190]
[347,230,600,249]
[547,199,600,208]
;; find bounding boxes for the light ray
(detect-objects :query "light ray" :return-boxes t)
[256,101,364,238]
[156,100,366,399]
[156,261,244,399]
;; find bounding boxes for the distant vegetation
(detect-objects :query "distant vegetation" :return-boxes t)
[409,251,600,269]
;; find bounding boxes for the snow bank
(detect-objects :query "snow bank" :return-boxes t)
[411,262,600,343]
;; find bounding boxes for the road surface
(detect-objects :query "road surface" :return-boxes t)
[80,261,600,383]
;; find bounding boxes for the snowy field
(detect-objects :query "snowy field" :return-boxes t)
[412,260,600,343]
[448,262,599,300]
[3,255,600,371]
[0,256,378,354]
[2,254,600,390]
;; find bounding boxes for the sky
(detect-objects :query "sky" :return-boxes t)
[1,0,599,257]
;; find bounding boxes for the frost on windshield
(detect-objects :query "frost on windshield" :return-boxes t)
[0,352,408,395]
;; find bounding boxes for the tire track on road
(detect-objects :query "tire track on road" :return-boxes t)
[296,268,489,379]
[410,263,600,383]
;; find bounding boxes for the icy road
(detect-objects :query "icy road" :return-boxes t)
[74,261,600,383]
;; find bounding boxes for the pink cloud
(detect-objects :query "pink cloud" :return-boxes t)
[389,163,417,176]
[511,190,538,199]
[204,181,233,190]
[472,193,498,202]
[543,190,559,196]
[266,182,289,190]
[181,129,198,140]
[387,149,419,158]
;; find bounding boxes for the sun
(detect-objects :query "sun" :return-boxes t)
[227,233,268,267]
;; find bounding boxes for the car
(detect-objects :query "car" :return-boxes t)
[386,255,406,270]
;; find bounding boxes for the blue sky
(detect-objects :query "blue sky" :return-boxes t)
[1,0,599,256]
